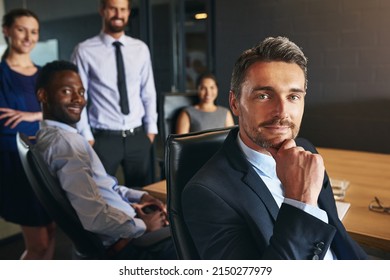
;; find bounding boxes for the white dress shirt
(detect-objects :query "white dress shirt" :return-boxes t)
[71,32,158,141]
[237,135,336,260]
[35,120,147,246]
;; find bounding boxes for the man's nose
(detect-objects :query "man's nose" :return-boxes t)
[273,98,288,118]
[115,8,123,17]
[71,92,84,102]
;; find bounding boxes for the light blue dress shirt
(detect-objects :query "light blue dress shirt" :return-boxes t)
[71,32,158,141]
[237,135,336,260]
[35,120,148,246]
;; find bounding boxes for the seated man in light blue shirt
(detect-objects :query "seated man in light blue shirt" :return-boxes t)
[34,60,176,259]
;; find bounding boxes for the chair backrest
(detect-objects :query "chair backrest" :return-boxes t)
[16,132,107,259]
[158,91,198,141]
[165,126,234,259]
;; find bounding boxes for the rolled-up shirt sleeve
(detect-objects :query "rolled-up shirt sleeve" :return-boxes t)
[115,185,147,203]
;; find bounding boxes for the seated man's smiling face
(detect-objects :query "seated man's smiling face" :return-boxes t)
[38,70,86,125]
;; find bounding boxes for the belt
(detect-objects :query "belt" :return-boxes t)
[92,126,143,137]
[106,237,133,257]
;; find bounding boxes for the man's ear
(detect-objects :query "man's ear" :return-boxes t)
[37,88,47,103]
[2,26,8,37]
[229,91,240,117]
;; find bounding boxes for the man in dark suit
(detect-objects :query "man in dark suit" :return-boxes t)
[182,36,367,260]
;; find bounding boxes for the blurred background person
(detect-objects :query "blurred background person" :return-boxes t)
[176,72,234,134]
[0,8,55,259]
[72,0,158,188]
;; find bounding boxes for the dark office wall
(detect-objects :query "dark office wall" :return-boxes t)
[150,3,174,95]
[214,0,390,153]
[4,0,98,21]
[39,14,101,60]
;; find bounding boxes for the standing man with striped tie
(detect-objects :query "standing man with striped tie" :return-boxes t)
[72,0,158,188]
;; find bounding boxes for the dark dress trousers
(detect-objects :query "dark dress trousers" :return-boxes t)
[182,127,368,260]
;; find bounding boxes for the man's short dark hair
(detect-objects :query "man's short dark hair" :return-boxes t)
[36,60,79,92]
[100,0,131,9]
[230,36,308,99]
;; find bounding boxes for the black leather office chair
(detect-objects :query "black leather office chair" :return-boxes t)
[155,91,199,180]
[16,132,107,259]
[165,126,234,259]
[158,91,199,141]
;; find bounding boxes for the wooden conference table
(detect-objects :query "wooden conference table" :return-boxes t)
[317,147,390,253]
[144,147,390,253]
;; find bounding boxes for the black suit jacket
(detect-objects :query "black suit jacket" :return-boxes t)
[182,127,367,259]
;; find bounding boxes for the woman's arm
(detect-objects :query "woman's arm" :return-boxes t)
[175,110,191,134]
[0,108,42,128]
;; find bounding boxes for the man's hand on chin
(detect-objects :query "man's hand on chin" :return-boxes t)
[266,139,324,206]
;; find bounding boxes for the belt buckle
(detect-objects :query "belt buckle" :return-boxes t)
[122,128,135,137]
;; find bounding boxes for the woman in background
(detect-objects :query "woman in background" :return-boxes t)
[176,73,234,134]
[0,8,55,259]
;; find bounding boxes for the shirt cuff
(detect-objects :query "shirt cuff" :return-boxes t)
[79,127,94,141]
[131,218,147,238]
[283,198,329,224]
[143,122,158,135]
[117,185,147,202]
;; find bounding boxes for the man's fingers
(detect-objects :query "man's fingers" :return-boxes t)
[266,147,278,158]
[278,139,296,150]
[266,139,296,158]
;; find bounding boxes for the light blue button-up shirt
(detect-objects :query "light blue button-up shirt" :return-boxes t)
[237,135,336,260]
[71,32,158,141]
[35,120,147,246]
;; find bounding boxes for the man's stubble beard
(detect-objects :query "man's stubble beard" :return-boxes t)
[246,119,300,149]
[106,18,127,33]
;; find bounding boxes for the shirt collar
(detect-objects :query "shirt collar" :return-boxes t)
[99,32,126,47]
[237,133,277,179]
[41,120,78,134]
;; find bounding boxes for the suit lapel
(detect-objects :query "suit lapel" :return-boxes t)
[223,128,279,221]
[243,171,280,221]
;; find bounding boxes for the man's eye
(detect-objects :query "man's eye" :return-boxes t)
[79,91,85,96]
[290,95,301,101]
[63,89,72,95]
[258,94,269,100]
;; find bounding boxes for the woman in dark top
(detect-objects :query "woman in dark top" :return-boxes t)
[0,8,55,259]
